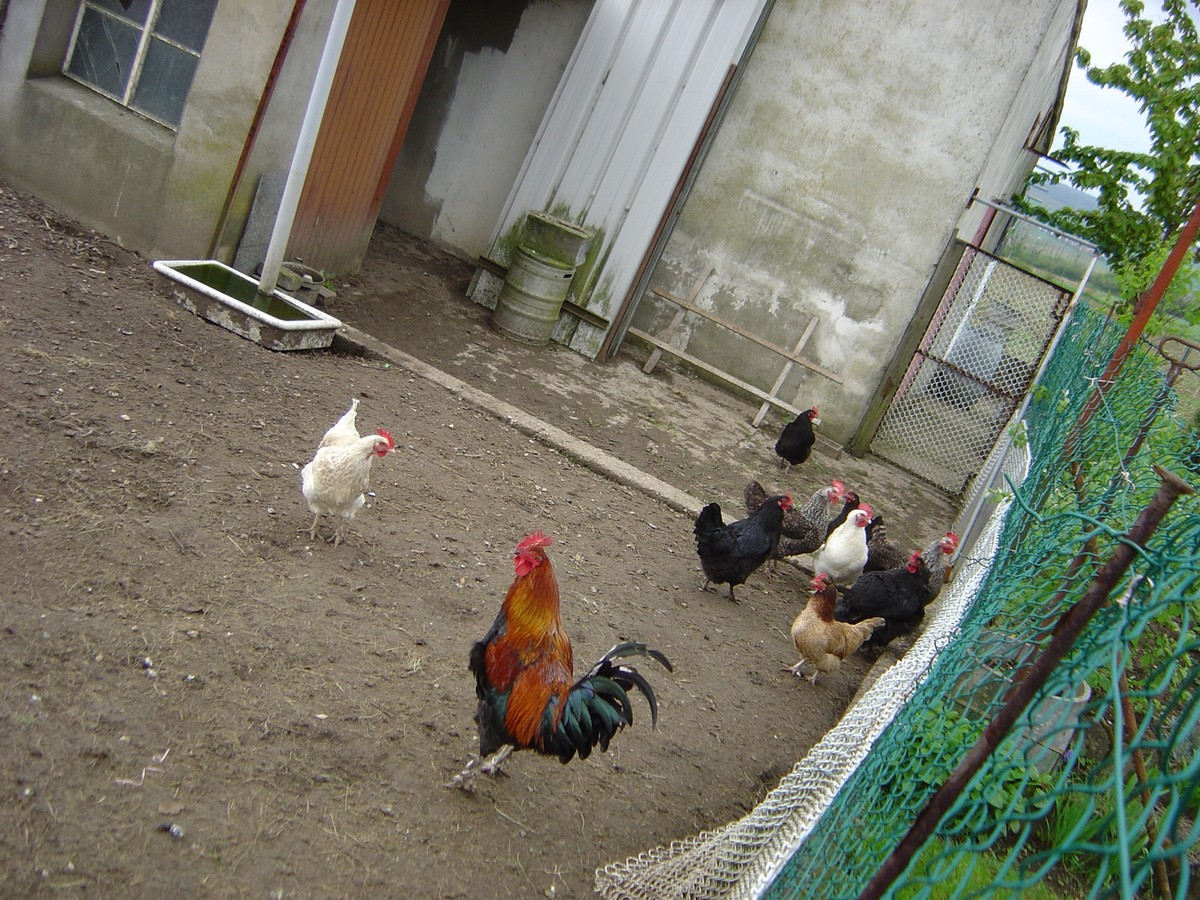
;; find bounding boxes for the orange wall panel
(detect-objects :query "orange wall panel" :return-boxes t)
[291,0,450,273]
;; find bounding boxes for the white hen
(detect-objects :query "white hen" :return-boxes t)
[319,398,360,448]
[301,416,395,546]
[811,506,872,585]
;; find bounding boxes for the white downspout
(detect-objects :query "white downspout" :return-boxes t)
[258,0,357,295]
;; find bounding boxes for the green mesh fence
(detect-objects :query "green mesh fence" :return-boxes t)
[762,305,1200,899]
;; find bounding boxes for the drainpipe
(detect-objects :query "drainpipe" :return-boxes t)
[257,0,357,296]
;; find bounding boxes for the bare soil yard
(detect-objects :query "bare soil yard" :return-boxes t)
[0,183,968,897]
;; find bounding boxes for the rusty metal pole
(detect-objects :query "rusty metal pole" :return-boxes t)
[857,466,1195,900]
[1066,200,1200,458]
[1113,336,1200,481]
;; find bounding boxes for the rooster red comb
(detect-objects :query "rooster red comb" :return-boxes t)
[812,572,830,590]
[376,428,396,449]
[942,531,960,552]
[907,550,923,573]
[517,531,553,551]
[514,531,553,577]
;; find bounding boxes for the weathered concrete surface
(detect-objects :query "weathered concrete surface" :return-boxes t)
[336,224,961,557]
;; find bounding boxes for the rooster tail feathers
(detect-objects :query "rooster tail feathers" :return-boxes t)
[596,640,674,673]
[584,641,673,729]
[546,641,672,763]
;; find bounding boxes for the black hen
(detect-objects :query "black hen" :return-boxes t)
[744,479,843,566]
[825,488,861,540]
[694,493,793,601]
[834,550,934,647]
[774,407,820,471]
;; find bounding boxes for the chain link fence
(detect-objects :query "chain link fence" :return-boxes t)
[871,247,1069,493]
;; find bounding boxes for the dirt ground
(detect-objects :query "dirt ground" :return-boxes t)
[0,182,957,897]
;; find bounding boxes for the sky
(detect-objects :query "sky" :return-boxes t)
[1054,0,1155,155]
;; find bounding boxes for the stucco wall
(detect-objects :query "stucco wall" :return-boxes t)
[378,0,593,261]
[0,1,320,261]
[631,0,1076,446]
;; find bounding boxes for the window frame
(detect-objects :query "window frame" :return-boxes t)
[62,0,211,131]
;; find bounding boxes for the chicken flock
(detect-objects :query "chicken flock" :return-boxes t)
[299,397,956,789]
[693,405,958,685]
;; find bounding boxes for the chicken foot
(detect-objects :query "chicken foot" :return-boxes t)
[445,744,514,791]
[782,658,819,684]
[701,579,739,602]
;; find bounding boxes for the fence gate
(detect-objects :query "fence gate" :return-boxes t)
[870,245,1070,493]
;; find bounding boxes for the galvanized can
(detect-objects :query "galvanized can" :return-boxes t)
[491,247,575,345]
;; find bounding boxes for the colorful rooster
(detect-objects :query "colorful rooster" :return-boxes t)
[449,532,672,789]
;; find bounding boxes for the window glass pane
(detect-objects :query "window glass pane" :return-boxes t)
[155,0,218,53]
[130,37,198,127]
[90,0,153,27]
[66,8,139,97]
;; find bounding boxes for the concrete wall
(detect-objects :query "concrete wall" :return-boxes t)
[0,1,319,261]
[0,0,591,265]
[960,0,1081,245]
[630,0,1078,446]
[378,0,593,261]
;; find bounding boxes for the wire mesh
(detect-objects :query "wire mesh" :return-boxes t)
[872,248,1069,493]
[596,303,1200,899]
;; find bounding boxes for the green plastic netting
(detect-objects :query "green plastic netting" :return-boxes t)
[597,303,1200,899]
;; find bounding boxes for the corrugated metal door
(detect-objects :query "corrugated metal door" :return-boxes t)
[289,0,449,274]
[869,245,1070,494]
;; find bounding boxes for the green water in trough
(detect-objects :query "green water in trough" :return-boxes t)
[171,262,314,322]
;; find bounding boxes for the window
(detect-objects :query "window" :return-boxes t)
[63,0,217,129]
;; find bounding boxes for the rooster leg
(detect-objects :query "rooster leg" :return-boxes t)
[480,744,514,776]
[727,584,739,603]
[308,514,321,542]
[700,579,716,594]
[333,521,347,547]
[445,744,514,792]
[445,756,482,791]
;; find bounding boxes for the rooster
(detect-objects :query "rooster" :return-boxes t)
[835,550,934,647]
[695,493,793,601]
[775,406,820,471]
[785,573,885,684]
[300,404,395,545]
[744,479,843,569]
[449,532,671,790]
[811,505,872,584]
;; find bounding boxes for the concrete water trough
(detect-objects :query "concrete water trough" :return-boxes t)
[153,259,342,351]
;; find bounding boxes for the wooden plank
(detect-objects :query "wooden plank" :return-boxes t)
[648,288,843,383]
[628,326,844,458]
[643,306,688,373]
[753,315,817,427]
[642,264,713,373]
[630,327,803,415]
